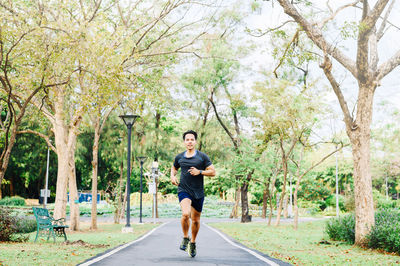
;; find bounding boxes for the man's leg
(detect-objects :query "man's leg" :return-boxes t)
[190,207,201,243]
[180,198,192,238]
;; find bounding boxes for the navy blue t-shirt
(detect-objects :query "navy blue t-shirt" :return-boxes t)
[173,150,212,199]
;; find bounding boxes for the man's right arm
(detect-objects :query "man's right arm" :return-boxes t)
[171,166,179,186]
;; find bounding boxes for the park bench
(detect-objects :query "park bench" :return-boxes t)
[32,207,68,242]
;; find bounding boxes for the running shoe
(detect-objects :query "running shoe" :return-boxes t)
[180,237,190,251]
[188,242,196,257]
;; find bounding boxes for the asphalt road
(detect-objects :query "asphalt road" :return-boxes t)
[79,219,291,266]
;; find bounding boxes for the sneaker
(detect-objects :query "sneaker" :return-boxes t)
[180,237,190,251]
[188,242,196,257]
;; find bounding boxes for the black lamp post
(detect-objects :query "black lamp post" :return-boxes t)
[119,114,140,228]
[137,156,147,223]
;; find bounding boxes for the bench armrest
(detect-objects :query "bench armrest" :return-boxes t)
[53,218,67,226]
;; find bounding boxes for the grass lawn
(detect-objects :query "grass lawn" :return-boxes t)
[0,222,158,266]
[211,220,400,265]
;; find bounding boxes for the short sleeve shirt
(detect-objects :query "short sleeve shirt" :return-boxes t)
[173,150,212,199]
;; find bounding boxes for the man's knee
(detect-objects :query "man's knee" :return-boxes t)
[182,211,190,220]
[192,219,200,227]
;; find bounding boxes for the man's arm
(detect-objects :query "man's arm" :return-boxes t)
[188,164,216,177]
[171,165,179,186]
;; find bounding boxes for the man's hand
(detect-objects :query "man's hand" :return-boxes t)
[171,175,179,186]
[188,167,201,176]
[171,166,179,186]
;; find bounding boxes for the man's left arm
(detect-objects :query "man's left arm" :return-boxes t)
[202,164,216,177]
[188,164,216,177]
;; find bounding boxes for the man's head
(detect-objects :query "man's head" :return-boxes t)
[183,130,197,151]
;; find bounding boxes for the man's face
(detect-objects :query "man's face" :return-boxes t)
[184,134,197,150]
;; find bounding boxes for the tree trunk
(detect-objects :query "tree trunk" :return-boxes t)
[348,97,374,244]
[199,102,210,151]
[114,162,124,224]
[53,126,70,220]
[241,181,251,223]
[275,164,288,226]
[68,143,80,231]
[293,187,299,230]
[283,194,289,219]
[90,121,100,230]
[268,171,279,226]
[262,187,268,219]
[120,182,128,221]
[0,124,19,199]
[230,185,240,219]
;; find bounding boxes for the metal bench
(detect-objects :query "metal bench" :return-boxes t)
[32,207,68,242]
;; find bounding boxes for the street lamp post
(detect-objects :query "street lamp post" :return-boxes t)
[137,156,147,223]
[120,114,140,230]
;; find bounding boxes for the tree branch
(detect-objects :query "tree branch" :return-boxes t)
[377,0,395,41]
[376,49,400,81]
[277,0,358,78]
[208,89,238,150]
[317,1,360,29]
[17,130,56,153]
[320,54,355,131]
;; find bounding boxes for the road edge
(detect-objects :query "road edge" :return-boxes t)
[203,222,292,266]
[78,222,169,266]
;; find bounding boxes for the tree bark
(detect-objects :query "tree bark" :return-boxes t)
[0,126,18,199]
[51,88,82,229]
[283,194,289,219]
[90,117,100,230]
[262,185,269,219]
[114,162,124,224]
[349,88,375,245]
[230,185,240,219]
[68,145,80,231]
[241,182,251,223]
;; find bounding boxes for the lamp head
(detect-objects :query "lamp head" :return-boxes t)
[119,115,140,127]
[137,156,147,164]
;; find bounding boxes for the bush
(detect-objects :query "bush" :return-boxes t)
[326,208,400,254]
[343,193,355,212]
[325,213,355,244]
[376,198,397,209]
[0,196,26,206]
[325,194,345,211]
[0,207,28,242]
[16,217,36,233]
[367,208,400,254]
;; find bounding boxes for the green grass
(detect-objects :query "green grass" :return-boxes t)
[210,220,400,265]
[0,223,158,266]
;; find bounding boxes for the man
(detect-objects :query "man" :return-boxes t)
[171,130,216,257]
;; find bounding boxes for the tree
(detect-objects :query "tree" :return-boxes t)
[277,0,400,244]
[253,77,326,225]
[0,2,68,198]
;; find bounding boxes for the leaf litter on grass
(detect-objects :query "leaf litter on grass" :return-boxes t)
[62,239,109,248]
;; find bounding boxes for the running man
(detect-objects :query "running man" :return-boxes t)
[170,130,216,257]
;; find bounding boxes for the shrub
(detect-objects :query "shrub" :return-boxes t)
[376,198,396,209]
[16,217,37,233]
[325,194,345,211]
[367,208,400,254]
[343,192,355,212]
[0,196,26,206]
[0,207,28,242]
[326,208,400,254]
[325,213,355,244]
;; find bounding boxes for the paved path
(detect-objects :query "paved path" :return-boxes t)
[80,219,291,266]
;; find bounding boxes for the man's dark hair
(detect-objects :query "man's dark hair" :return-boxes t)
[183,130,197,140]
